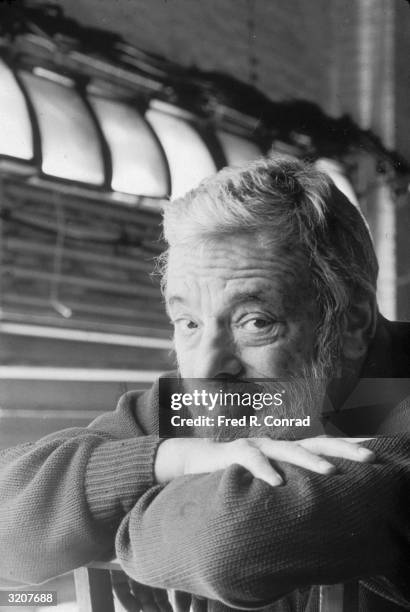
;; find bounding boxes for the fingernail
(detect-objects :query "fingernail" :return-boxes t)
[358,448,375,460]
[320,462,336,473]
[270,475,283,486]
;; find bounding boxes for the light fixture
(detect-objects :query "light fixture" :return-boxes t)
[89,95,169,198]
[19,69,105,185]
[217,130,262,167]
[146,101,217,199]
[0,59,33,161]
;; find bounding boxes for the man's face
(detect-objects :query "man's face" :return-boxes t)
[165,233,320,380]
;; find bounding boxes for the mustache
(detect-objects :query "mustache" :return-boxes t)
[172,330,344,440]
[177,373,331,441]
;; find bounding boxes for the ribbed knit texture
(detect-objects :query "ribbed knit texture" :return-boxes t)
[0,318,409,612]
[0,383,162,586]
[1,391,409,610]
[85,435,160,523]
[116,435,410,612]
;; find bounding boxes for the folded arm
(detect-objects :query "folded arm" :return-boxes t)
[0,392,161,586]
[117,435,410,608]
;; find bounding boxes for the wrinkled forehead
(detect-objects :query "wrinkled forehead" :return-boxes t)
[167,232,305,270]
[164,234,315,313]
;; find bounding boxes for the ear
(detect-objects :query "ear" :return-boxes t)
[341,296,377,361]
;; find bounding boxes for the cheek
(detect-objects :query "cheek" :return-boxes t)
[239,345,288,377]
[174,339,195,376]
[287,328,317,366]
[178,359,193,378]
[272,346,307,377]
[242,327,316,377]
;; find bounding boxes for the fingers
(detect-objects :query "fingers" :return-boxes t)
[340,437,375,443]
[185,439,284,486]
[227,439,284,486]
[237,436,376,483]
[184,435,377,489]
[298,437,375,463]
[256,439,337,475]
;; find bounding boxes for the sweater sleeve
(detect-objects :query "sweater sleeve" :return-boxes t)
[116,435,410,609]
[0,389,161,587]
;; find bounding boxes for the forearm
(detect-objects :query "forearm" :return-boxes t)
[0,390,161,586]
[0,432,160,586]
[116,435,410,608]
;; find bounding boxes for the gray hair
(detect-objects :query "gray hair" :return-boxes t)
[160,154,378,370]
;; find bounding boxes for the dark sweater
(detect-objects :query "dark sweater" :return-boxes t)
[0,317,409,611]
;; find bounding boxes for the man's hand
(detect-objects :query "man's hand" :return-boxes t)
[155,437,375,486]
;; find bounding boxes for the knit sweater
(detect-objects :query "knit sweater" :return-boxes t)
[0,317,409,611]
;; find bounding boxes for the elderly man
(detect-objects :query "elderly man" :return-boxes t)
[0,155,409,612]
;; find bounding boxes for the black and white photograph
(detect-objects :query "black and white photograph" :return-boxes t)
[0,1,409,611]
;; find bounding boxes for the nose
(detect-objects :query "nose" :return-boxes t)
[193,322,243,379]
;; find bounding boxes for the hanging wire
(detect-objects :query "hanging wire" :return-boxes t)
[49,191,72,318]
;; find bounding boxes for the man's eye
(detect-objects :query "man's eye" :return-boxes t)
[237,315,277,335]
[173,318,198,333]
[242,318,272,330]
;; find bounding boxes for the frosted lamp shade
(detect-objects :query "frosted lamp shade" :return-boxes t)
[0,60,33,160]
[20,72,104,185]
[146,107,216,198]
[90,96,168,197]
[217,131,262,167]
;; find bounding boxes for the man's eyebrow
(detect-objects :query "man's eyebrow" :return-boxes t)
[165,295,187,315]
[167,290,270,305]
[166,296,185,308]
[226,289,274,306]
[166,291,272,314]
